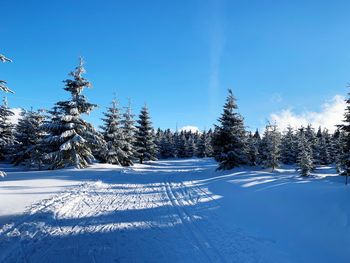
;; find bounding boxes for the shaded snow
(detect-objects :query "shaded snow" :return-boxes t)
[0,159,349,262]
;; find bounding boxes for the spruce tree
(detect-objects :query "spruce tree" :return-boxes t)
[100,98,128,165]
[43,58,103,169]
[159,129,175,159]
[280,126,297,164]
[333,129,345,173]
[212,89,247,170]
[0,53,14,177]
[0,97,15,161]
[120,100,136,166]
[318,129,332,165]
[176,131,188,158]
[297,132,313,176]
[339,88,350,183]
[246,131,260,166]
[154,128,164,158]
[197,130,213,158]
[305,124,318,163]
[135,105,157,164]
[185,134,196,157]
[12,109,45,169]
[260,124,281,170]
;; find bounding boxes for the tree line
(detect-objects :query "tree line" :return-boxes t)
[1,55,350,180]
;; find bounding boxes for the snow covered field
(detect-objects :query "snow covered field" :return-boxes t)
[0,158,349,263]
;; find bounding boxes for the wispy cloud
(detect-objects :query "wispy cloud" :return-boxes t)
[207,0,225,115]
[270,93,283,104]
[269,95,345,132]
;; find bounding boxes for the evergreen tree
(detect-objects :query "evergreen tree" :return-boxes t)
[246,131,260,166]
[206,129,214,157]
[0,97,15,161]
[280,126,297,164]
[318,129,332,165]
[159,129,176,159]
[120,100,137,165]
[0,53,14,177]
[176,131,188,158]
[339,88,350,183]
[332,129,345,173]
[100,98,128,165]
[297,132,313,176]
[12,109,45,169]
[185,134,196,157]
[305,124,318,163]
[135,105,157,163]
[260,124,281,170]
[212,89,247,170]
[43,58,103,169]
[154,128,164,158]
[197,130,213,158]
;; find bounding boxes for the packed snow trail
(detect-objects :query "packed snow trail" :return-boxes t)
[0,159,349,262]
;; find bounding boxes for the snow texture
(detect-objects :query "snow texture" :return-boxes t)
[0,159,349,262]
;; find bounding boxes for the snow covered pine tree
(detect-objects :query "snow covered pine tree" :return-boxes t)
[43,58,104,169]
[260,123,281,171]
[297,131,313,176]
[12,109,45,169]
[197,130,213,158]
[0,54,13,177]
[280,126,297,164]
[100,98,130,166]
[120,100,137,166]
[135,105,157,164]
[339,87,350,184]
[212,89,247,170]
[0,97,15,162]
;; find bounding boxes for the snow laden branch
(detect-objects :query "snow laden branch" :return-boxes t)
[0,54,14,94]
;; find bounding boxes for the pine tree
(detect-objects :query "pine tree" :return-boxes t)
[120,100,137,166]
[260,124,281,170]
[305,124,318,163]
[318,129,332,165]
[332,129,345,173]
[43,58,103,169]
[297,132,313,176]
[339,88,350,183]
[246,131,260,166]
[100,98,128,165]
[176,131,188,158]
[185,134,196,157]
[154,128,164,158]
[0,53,14,177]
[0,97,15,161]
[206,129,214,157]
[212,89,247,170]
[135,105,157,164]
[12,109,46,169]
[158,129,176,159]
[280,126,297,164]
[197,130,213,158]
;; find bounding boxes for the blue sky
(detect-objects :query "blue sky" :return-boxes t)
[2,0,350,131]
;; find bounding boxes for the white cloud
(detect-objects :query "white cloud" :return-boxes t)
[9,108,23,125]
[269,95,346,132]
[180,126,200,133]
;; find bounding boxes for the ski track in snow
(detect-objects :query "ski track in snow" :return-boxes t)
[0,159,346,262]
